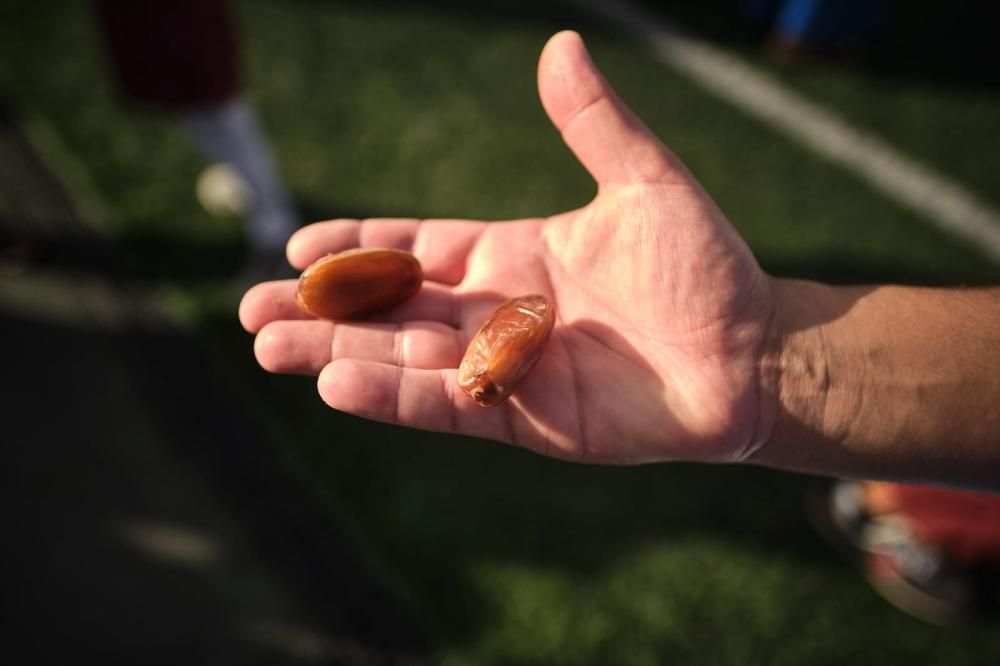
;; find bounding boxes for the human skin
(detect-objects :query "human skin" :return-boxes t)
[239,31,1000,489]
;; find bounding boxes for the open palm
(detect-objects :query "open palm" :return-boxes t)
[240,32,778,465]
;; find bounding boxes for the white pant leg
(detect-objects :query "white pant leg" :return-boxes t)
[182,98,299,251]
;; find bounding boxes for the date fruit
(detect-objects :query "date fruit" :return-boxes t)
[458,294,556,407]
[296,248,423,320]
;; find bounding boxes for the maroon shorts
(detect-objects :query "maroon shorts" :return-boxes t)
[93,0,241,111]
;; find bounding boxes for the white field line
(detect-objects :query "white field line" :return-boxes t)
[570,0,1000,264]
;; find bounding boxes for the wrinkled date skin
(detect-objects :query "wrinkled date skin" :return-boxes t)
[296,248,423,320]
[458,294,556,407]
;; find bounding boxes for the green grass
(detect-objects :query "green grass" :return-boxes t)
[4,0,1000,663]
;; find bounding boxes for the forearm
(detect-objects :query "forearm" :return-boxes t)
[754,279,1000,490]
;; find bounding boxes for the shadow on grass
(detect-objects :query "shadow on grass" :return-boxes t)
[758,249,1000,287]
[0,309,428,662]
[278,0,1000,91]
[287,0,609,30]
[287,0,1000,90]
[0,197,396,284]
[632,0,1000,90]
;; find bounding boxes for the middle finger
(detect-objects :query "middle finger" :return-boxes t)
[254,319,465,376]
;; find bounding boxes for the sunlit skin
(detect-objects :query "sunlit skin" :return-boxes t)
[240,31,778,465]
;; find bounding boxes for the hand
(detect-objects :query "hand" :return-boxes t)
[239,31,778,465]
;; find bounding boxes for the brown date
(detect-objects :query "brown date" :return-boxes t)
[457,294,556,407]
[296,248,423,320]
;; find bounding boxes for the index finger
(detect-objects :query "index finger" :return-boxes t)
[286,218,486,285]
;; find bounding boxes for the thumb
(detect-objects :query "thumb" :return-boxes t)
[538,31,687,189]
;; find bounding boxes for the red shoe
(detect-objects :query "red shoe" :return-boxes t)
[808,481,998,624]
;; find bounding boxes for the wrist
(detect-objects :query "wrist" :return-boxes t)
[749,278,856,473]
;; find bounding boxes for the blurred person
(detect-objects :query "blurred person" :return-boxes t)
[239,31,1000,621]
[742,0,891,60]
[94,0,298,265]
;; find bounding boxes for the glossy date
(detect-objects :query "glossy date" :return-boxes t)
[296,248,423,321]
[458,294,555,407]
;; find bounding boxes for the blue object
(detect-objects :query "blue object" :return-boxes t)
[774,0,890,49]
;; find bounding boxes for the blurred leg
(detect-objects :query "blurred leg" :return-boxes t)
[183,98,299,252]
